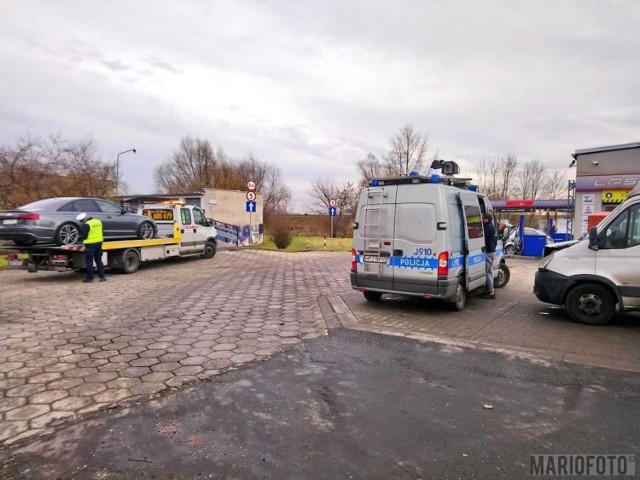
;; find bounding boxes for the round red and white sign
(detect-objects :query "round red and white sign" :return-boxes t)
[329,199,337,207]
[246,191,257,201]
[247,180,256,191]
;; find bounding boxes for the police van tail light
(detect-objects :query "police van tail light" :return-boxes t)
[437,252,449,276]
[351,249,357,270]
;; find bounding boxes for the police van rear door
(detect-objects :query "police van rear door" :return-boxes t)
[458,192,485,291]
[354,185,397,289]
[391,185,439,293]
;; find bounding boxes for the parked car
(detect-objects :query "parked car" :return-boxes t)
[0,197,157,246]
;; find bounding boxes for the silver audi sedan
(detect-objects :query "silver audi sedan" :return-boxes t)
[0,197,156,246]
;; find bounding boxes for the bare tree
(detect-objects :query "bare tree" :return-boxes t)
[239,153,291,213]
[384,123,428,176]
[60,139,115,198]
[499,154,518,200]
[356,153,383,187]
[308,179,339,214]
[1,137,41,208]
[308,179,358,213]
[475,156,501,199]
[542,169,568,199]
[0,135,114,209]
[475,154,519,200]
[154,137,219,192]
[516,159,547,199]
[336,182,360,217]
[307,179,358,236]
[154,139,291,213]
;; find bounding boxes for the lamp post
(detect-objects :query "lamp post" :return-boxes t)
[116,148,136,196]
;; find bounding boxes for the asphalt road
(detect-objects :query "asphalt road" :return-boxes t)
[2,328,639,480]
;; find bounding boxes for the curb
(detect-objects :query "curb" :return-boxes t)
[325,295,640,373]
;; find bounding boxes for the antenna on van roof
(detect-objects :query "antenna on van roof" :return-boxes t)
[429,160,474,188]
[430,159,460,175]
[370,159,474,189]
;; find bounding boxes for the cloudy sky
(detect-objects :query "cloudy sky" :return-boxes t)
[2,1,639,212]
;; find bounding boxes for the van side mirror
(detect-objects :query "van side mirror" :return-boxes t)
[588,227,599,251]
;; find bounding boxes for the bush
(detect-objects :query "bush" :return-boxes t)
[268,214,293,249]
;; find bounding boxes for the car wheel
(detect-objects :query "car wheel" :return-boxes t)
[504,244,516,256]
[447,278,466,311]
[364,291,382,302]
[122,249,140,274]
[565,284,615,326]
[201,240,217,259]
[137,221,155,240]
[56,223,81,245]
[495,263,510,289]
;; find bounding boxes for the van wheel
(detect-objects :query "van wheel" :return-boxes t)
[565,284,615,325]
[122,249,140,274]
[495,263,510,288]
[364,291,382,302]
[201,240,217,259]
[448,279,466,311]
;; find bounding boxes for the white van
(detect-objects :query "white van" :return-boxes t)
[534,183,640,325]
[350,164,509,310]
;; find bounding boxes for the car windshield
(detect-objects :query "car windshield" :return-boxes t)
[18,198,66,211]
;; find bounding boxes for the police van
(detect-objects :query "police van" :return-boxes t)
[534,182,640,325]
[350,161,509,310]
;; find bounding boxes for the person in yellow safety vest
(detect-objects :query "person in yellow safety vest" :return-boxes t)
[76,213,106,283]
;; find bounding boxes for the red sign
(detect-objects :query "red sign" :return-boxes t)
[505,200,534,207]
[246,191,256,202]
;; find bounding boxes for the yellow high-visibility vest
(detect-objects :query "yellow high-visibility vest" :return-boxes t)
[83,218,104,244]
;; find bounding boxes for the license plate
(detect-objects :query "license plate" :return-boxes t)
[2,219,17,225]
[363,255,387,263]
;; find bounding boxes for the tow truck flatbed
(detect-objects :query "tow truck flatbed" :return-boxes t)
[0,205,218,274]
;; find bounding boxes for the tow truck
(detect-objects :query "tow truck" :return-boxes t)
[0,204,217,274]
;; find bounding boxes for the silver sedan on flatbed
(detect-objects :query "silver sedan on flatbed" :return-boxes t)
[0,197,156,246]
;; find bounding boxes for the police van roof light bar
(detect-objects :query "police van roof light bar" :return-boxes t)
[369,175,472,187]
[369,160,473,188]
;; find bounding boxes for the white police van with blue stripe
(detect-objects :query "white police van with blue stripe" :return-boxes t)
[350,161,509,310]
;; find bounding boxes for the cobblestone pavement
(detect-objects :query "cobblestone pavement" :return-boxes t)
[1,252,640,446]
[0,250,347,445]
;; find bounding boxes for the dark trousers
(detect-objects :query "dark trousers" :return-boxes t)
[85,243,105,281]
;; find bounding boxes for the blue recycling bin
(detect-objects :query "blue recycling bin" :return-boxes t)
[552,233,571,242]
[522,235,546,257]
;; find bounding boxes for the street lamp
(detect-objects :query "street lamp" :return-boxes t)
[116,148,136,195]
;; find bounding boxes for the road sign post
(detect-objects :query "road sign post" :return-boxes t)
[329,205,337,238]
[247,180,256,245]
